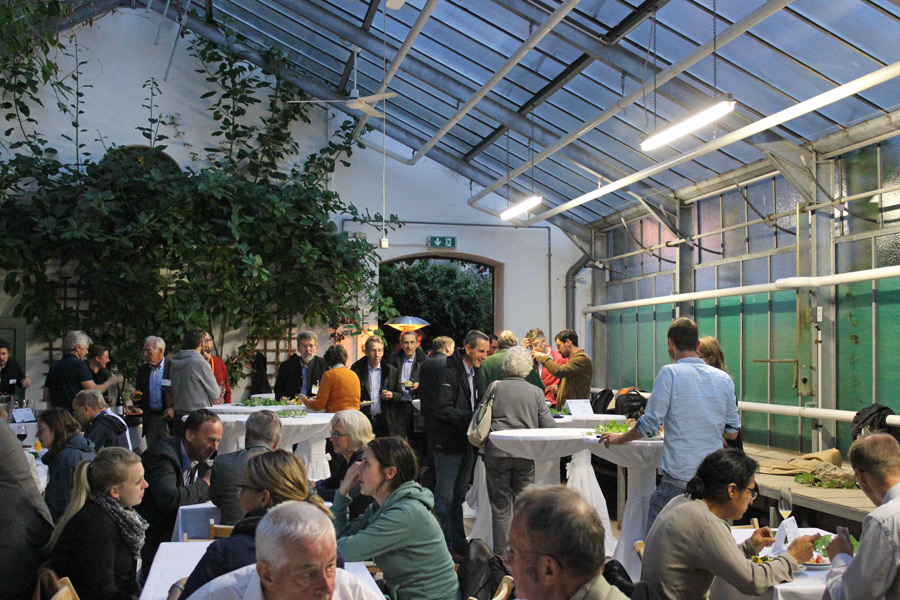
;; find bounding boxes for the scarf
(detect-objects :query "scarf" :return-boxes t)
[90,491,149,561]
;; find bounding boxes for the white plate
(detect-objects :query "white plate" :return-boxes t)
[802,561,831,570]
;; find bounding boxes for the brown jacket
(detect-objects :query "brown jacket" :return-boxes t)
[538,348,593,405]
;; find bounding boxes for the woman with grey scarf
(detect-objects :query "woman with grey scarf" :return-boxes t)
[46,447,149,600]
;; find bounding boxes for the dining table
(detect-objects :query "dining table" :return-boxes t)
[710,527,833,600]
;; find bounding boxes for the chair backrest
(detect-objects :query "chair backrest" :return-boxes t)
[731,517,760,530]
[49,578,80,600]
[209,519,234,539]
[634,540,645,562]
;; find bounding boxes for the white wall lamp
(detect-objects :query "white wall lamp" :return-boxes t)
[640,94,736,151]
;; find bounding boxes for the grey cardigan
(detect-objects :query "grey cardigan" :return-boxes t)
[483,377,556,459]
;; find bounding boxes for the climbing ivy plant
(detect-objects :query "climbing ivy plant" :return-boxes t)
[0,3,398,385]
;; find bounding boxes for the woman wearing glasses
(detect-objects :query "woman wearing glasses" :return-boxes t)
[315,410,375,520]
[176,450,331,599]
[642,448,819,600]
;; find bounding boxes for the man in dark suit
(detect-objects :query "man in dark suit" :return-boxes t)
[137,409,222,578]
[417,336,455,491]
[209,409,281,525]
[133,335,174,445]
[384,331,428,440]
[273,331,327,400]
[350,335,403,437]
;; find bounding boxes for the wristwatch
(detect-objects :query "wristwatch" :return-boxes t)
[170,583,185,592]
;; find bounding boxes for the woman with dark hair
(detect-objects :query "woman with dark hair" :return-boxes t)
[302,344,361,412]
[333,436,459,600]
[642,448,820,600]
[38,407,96,520]
[315,410,375,519]
[45,447,148,600]
[177,449,331,599]
[698,336,744,451]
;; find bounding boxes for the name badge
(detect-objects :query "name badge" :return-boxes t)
[8,379,16,385]
[161,378,172,386]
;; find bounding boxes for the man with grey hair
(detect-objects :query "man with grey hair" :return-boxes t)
[274,331,327,401]
[44,330,116,412]
[72,389,130,451]
[188,501,381,600]
[482,346,556,553]
[210,409,283,525]
[479,330,545,391]
[134,335,175,444]
[506,486,628,600]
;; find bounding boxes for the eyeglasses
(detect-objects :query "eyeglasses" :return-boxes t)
[330,430,348,438]
[237,484,262,495]
[503,545,561,567]
[744,486,759,501]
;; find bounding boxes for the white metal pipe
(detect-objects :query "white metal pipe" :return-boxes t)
[405,0,580,166]
[738,401,900,427]
[530,58,900,225]
[467,0,796,211]
[351,0,441,142]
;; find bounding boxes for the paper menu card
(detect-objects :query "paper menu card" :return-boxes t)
[771,516,800,554]
[565,399,593,416]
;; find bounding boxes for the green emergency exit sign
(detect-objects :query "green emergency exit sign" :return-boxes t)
[427,236,457,249]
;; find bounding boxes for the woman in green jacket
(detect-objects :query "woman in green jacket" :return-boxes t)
[333,436,459,600]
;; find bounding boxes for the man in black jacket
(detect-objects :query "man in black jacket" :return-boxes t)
[350,335,403,437]
[384,331,428,440]
[138,409,222,578]
[433,330,490,554]
[73,389,130,451]
[418,336,456,491]
[133,335,175,445]
[273,331,327,400]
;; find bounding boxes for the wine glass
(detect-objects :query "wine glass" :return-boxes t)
[778,486,793,521]
[16,424,27,446]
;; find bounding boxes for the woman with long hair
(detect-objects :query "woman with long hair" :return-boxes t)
[698,336,743,450]
[334,436,459,600]
[642,449,819,600]
[45,447,148,600]
[178,449,331,598]
[38,407,96,520]
[315,410,375,519]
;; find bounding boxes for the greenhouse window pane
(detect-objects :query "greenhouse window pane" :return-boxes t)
[772,252,796,280]
[836,238,873,274]
[774,176,799,248]
[723,190,747,259]
[656,273,673,297]
[841,147,881,235]
[747,178,775,254]
[638,277,654,300]
[743,257,768,286]
[718,262,740,289]
[695,266,715,292]
[881,137,900,226]
[876,232,900,268]
[696,196,722,264]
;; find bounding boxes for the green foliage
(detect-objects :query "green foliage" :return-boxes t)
[0,8,398,385]
[378,259,493,347]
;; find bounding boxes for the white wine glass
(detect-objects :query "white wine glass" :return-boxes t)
[778,486,793,520]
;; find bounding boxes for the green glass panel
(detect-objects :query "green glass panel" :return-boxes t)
[835,282,874,454]
[637,306,656,389]
[743,293,770,445]
[719,296,742,399]
[876,278,900,415]
[771,291,799,451]
[607,310,622,389]
[621,309,638,386]
[695,298,717,336]
[841,146,880,235]
[654,304,674,390]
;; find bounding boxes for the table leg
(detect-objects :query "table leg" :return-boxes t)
[534,459,559,486]
[566,450,617,557]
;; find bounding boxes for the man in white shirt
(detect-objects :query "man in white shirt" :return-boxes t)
[350,336,401,436]
[386,331,426,439]
[825,432,900,600]
[188,501,381,600]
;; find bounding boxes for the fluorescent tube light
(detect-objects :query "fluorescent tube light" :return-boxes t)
[501,195,543,220]
[640,95,736,151]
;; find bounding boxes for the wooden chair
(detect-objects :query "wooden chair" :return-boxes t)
[49,578,80,600]
[732,517,760,530]
[634,541,645,562]
[468,575,514,600]
[209,519,233,539]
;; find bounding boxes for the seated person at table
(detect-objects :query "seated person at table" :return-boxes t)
[301,345,361,412]
[824,432,900,600]
[642,448,819,600]
[315,410,375,520]
[45,447,148,600]
[210,409,281,525]
[73,389,130,452]
[0,337,32,396]
[137,409,222,578]
[38,407,97,521]
[179,450,332,599]
[188,500,382,600]
[333,436,459,600]
[505,486,629,600]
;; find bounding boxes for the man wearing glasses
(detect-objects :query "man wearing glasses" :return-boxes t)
[133,335,174,445]
[505,486,629,600]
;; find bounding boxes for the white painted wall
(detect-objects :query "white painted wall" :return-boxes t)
[2,9,592,400]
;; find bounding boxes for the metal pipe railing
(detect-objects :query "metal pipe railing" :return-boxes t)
[738,401,900,427]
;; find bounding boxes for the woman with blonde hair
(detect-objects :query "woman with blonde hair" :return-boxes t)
[698,336,742,450]
[38,407,96,520]
[45,447,148,600]
[316,409,375,519]
[178,449,330,598]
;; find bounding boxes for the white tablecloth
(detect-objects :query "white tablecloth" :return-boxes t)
[488,428,617,557]
[583,436,664,580]
[465,454,492,548]
[215,413,332,480]
[563,414,626,429]
[172,501,222,542]
[209,404,297,414]
[710,528,832,600]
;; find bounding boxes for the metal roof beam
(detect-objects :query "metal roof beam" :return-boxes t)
[336,0,380,94]
[463,52,593,162]
[602,0,671,44]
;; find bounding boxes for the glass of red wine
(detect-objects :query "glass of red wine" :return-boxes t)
[16,424,28,446]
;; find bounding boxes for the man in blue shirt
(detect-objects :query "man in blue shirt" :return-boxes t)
[43,330,116,412]
[600,318,740,531]
[134,335,174,445]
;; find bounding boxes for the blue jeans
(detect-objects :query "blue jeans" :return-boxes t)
[433,447,475,552]
[646,473,688,533]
